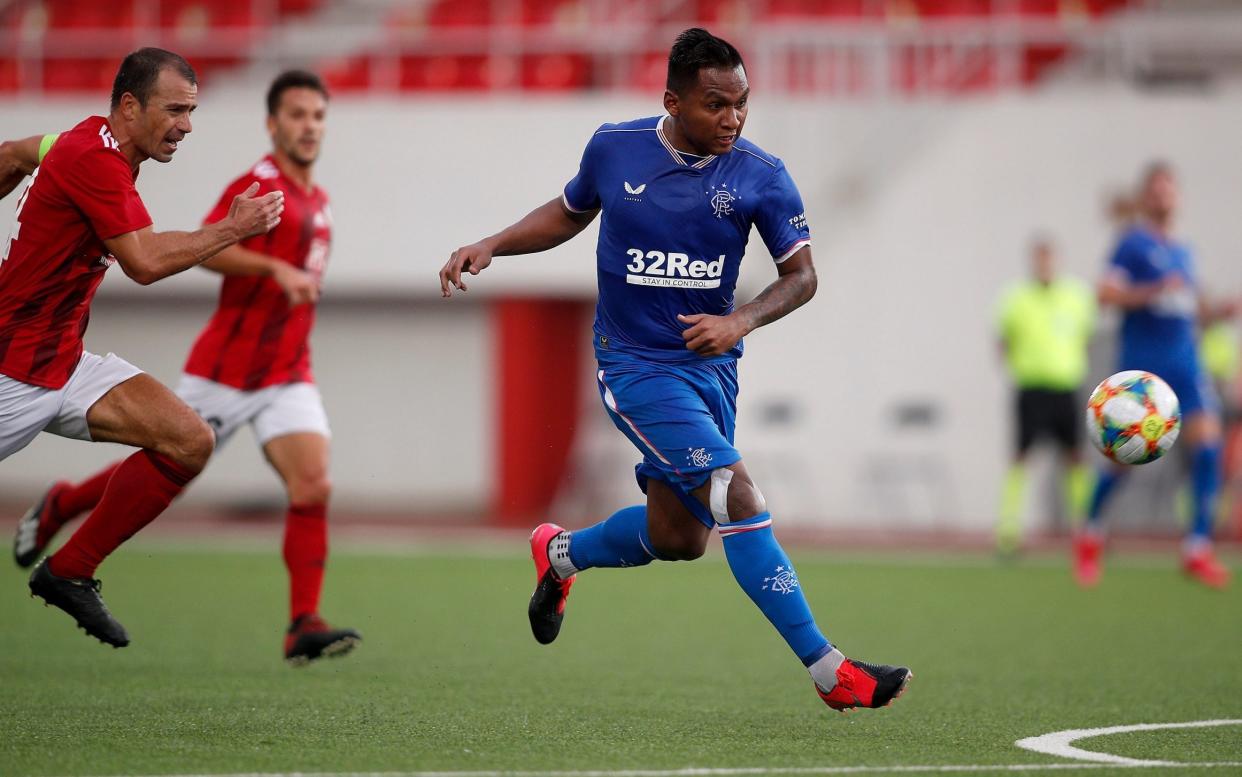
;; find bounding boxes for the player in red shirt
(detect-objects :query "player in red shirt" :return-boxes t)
[12,71,359,665]
[0,48,284,648]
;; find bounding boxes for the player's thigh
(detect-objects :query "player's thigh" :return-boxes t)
[85,372,210,453]
[0,373,61,461]
[1048,389,1082,454]
[596,364,740,490]
[1164,370,1221,445]
[1014,389,1040,456]
[262,432,330,497]
[254,383,331,500]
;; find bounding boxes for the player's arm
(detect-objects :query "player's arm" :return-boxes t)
[439,196,598,297]
[1199,293,1239,324]
[0,136,44,199]
[104,182,284,286]
[679,246,817,357]
[1097,269,1170,310]
[201,245,318,305]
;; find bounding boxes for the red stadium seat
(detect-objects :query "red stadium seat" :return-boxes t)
[0,58,21,92]
[400,54,491,91]
[321,55,372,92]
[42,56,114,92]
[425,0,493,28]
[520,52,591,90]
[46,0,136,29]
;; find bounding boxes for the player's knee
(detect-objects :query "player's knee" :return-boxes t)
[166,416,214,473]
[710,468,767,524]
[655,527,708,561]
[288,473,331,507]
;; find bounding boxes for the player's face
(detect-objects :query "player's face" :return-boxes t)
[1032,244,1055,284]
[134,68,197,163]
[1142,170,1178,221]
[268,87,327,168]
[666,65,749,156]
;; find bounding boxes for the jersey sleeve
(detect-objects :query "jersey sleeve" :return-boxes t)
[562,127,604,213]
[754,162,811,263]
[57,146,152,240]
[1106,234,1143,283]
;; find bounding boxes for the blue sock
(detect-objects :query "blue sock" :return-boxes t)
[1189,442,1222,541]
[567,505,661,571]
[1086,470,1123,531]
[720,513,832,666]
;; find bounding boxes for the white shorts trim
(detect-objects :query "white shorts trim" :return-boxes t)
[175,374,330,448]
[0,351,143,461]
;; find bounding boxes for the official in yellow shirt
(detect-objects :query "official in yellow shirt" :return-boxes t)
[996,237,1096,554]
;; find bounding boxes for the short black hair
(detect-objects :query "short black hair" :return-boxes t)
[110,48,196,110]
[666,28,745,95]
[266,70,329,116]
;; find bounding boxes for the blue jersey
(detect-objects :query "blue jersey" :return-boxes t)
[1108,225,1199,369]
[563,115,811,363]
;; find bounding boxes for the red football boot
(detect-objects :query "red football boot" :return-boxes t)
[1073,532,1103,588]
[528,522,575,645]
[1182,548,1230,590]
[816,657,912,711]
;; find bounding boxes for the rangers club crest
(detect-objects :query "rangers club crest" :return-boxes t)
[707,184,738,218]
[762,565,800,595]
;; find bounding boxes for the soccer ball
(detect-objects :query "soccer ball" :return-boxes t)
[1085,370,1181,465]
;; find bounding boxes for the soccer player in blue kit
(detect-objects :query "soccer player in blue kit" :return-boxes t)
[1074,162,1235,589]
[439,28,911,711]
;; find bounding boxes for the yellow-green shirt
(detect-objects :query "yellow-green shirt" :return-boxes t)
[997,277,1096,390]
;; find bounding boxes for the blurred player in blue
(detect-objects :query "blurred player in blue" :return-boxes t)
[439,28,911,711]
[1075,162,1237,588]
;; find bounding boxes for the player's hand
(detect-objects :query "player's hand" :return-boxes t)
[272,262,319,306]
[678,313,750,357]
[440,241,494,298]
[228,182,285,240]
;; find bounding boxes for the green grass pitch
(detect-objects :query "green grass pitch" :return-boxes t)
[1,541,1240,776]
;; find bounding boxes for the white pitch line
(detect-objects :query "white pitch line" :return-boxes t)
[1015,719,1242,766]
[93,763,1242,777]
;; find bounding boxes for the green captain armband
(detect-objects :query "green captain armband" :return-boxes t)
[37,133,59,164]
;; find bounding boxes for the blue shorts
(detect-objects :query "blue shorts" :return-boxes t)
[1118,356,1219,418]
[596,356,740,527]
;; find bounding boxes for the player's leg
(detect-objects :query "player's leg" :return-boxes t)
[528,365,729,644]
[996,389,1037,556]
[1180,406,1229,588]
[12,462,121,569]
[31,357,213,646]
[691,459,910,711]
[1052,389,1093,526]
[255,383,360,664]
[4,374,83,566]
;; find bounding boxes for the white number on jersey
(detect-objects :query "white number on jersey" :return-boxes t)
[1,168,39,268]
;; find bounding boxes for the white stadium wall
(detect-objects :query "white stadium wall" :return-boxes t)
[2,86,1240,527]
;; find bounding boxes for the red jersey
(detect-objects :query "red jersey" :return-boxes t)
[183,155,331,390]
[0,116,152,389]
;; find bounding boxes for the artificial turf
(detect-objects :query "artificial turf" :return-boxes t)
[1,541,1239,776]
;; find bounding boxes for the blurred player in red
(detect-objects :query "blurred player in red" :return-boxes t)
[0,48,284,648]
[10,70,358,665]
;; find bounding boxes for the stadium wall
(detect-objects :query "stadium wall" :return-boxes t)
[1,88,1239,529]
